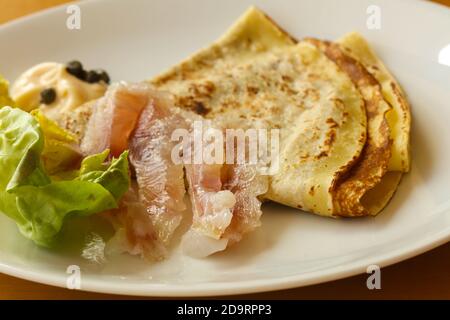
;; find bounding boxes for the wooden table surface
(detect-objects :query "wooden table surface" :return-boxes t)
[0,0,449,300]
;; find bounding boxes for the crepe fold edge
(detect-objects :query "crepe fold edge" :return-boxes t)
[149,7,410,218]
[337,32,411,173]
[152,6,297,87]
[305,38,396,217]
[332,32,411,216]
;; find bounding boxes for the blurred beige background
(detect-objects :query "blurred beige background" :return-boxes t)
[0,0,449,299]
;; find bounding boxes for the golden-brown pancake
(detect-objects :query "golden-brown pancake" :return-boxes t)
[151,7,368,216]
[307,39,393,216]
[150,7,411,217]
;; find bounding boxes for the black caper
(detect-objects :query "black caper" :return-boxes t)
[96,70,110,84]
[85,70,101,83]
[40,88,56,105]
[66,60,84,79]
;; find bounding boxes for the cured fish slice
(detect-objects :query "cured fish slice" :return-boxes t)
[187,164,234,238]
[182,125,267,257]
[105,186,166,261]
[182,163,267,257]
[126,90,188,257]
[85,83,187,260]
[222,164,268,245]
[181,121,235,257]
[182,154,236,256]
[81,83,149,157]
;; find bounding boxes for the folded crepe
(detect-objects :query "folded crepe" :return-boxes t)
[150,6,411,217]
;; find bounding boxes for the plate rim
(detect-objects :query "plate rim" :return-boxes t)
[0,225,448,297]
[0,0,449,297]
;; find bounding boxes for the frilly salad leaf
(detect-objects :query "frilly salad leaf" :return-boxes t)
[1,75,84,175]
[77,149,130,200]
[0,106,130,247]
[32,110,82,175]
[0,75,16,108]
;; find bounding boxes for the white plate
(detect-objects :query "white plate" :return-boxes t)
[0,0,449,297]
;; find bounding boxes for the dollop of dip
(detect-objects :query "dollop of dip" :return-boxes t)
[10,62,107,121]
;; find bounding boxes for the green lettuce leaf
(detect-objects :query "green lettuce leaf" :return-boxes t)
[0,105,48,190]
[10,181,118,246]
[32,109,82,175]
[77,150,130,200]
[0,75,16,108]
[0,106,130,247]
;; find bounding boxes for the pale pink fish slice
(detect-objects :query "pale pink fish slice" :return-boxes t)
[105,186,166,261]
[95,85,188,260]
[126,90,188,257]
[81,83,149,157]
[181,121,237,257]
[222,164,268,245]
[185,163,236,235]
[181,122,267,258]
[182,163,236,257]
